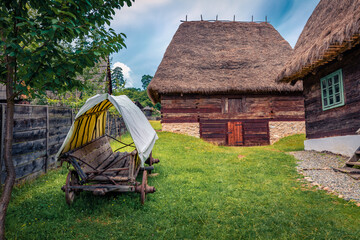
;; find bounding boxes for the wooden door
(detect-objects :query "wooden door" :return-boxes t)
[227,122,243,146]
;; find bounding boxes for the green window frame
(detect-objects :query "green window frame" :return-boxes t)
[320,69,345,110]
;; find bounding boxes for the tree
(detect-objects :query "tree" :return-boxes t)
[0,0,133,238]
[114,87,161,111]
[141,74,153,90]
[37,62,107,108]
[112,66,126,90]
[115,87,149,107]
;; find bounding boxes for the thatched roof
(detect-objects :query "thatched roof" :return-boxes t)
[148,21,301,103]
[278,0,360,83]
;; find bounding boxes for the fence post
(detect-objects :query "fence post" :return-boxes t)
[116,117,118,137]
[45,106,49,173]
[107,112,110,135]
[0,105,4,183]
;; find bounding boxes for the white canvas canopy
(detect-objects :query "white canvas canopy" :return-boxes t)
[56,94,158,167]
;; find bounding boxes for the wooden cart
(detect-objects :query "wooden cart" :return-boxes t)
[56,94,159,205]
[59,135,158,205]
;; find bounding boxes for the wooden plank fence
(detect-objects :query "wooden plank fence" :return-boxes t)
[0,104,126,183]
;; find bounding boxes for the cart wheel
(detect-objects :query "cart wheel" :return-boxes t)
[145,152,160,174]
[65,171,79,205]
[140,170,148,205]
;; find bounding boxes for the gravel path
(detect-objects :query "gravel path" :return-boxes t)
[289,151,360,202]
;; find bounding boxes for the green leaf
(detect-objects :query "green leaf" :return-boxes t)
[51,19,59,24]
[58,10,76,19]
[16,22,28,27]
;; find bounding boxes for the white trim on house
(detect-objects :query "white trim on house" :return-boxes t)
[304,135,360,157]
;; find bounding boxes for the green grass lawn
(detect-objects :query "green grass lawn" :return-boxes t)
[6,125,360,239]
[149,120,162,131]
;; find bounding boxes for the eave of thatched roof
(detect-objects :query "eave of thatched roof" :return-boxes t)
[277,0,360,83]
[148,21,301,103]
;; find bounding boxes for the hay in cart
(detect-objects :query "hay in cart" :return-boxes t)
[56,94,159,205]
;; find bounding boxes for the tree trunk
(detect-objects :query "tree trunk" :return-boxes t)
[0,56,16,240]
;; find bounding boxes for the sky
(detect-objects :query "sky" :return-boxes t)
[109,0,320,89]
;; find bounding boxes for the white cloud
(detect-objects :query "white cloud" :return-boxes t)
[112,62,134,87]
[111,0,171,28]
[129,0,170,12]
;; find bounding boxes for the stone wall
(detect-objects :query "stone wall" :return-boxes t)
[162,123,200,138]
[269,121,305,144]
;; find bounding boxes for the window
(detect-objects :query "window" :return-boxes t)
[223,98,245,113]
[320,69,345,110]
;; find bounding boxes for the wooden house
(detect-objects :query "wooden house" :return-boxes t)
[0,85,5,103]
[277,0,360,156]
[148,21,305,146]
[134,101,144,110]
[142,106,153,117]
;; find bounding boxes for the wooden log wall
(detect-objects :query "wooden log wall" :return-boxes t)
[0,104,126,183]
[303,45,360,139]
[107,113,126,138]
[161,93,304,145]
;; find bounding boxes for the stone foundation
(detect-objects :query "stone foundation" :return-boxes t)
[269,121,305,144]
[304,135,360,157]
[162,122,200,138]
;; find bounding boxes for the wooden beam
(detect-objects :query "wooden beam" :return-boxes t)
[45,106,49,172]
[0,105,4,183]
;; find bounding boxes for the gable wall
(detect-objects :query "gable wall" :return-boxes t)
[303,45,360,139]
